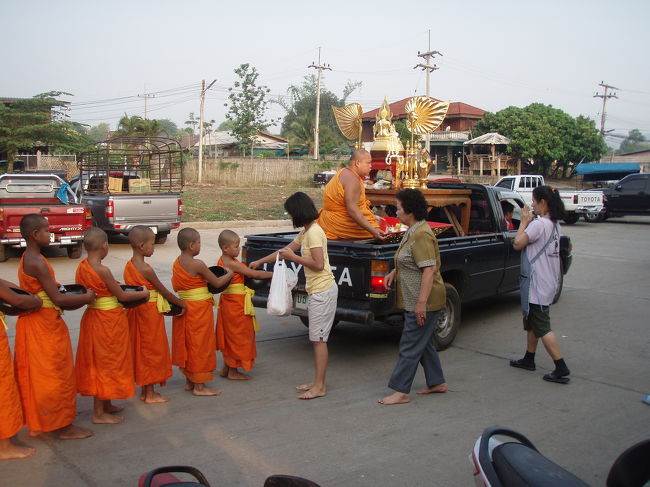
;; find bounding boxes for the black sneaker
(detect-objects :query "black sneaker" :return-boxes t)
[543,371,570,384]
[510,358,536,371]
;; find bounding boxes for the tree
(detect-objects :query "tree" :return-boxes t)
[156,119,179,138]
[115,115,164,137]
[88,122,111,142]
[618,129,650,154]
[224,63,276,155]
[0,91,92,171]
[185,112,199,136]
[472,103,606,176]
[278,75,361,157]
[217,119,236,132]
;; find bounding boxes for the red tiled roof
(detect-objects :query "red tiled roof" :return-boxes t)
[362,97,485,121]
[258,131,288,143]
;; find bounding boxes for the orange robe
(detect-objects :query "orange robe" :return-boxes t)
[171,259,216,383]
[14,255,77,433]
[1,327,23,439]
[124,260,172,387]
[75,259,135,400]
[317,168,379,240]
[216,257,256,371]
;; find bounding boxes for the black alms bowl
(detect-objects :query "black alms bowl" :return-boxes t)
[59,284,88,311]
[164,302,184,316]
[244,276,270,291]
[0,287,31,316]
[207,265,232,294]
[119,285,148,308]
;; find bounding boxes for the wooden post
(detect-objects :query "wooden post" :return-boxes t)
[479,156,483,176]
[457,156,461,176]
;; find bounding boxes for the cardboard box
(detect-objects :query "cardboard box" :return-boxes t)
[108,177,123,192]
[129,178,151,193]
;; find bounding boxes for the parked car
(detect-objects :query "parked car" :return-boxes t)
[312,170,336,186]
[599,173,650,220]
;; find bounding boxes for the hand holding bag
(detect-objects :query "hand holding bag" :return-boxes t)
[267,254,297,316]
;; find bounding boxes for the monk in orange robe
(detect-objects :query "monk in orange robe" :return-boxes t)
[215,230,272,380]
[14,214,96,440]
[124,226,185,403]
[0,279,41,460]
[75,227,148,424]
[172,228,233,396]
[318,149,385,240]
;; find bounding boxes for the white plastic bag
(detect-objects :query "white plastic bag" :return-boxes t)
[267,254,298,316]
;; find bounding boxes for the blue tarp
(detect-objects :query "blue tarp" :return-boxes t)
[575,162,640,175]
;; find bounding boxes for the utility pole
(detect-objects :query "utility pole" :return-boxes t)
[198,79,216,184]
[137,85,156,120]
[414,30,442,152]
[594,81,619,136]
[308,47,331,160]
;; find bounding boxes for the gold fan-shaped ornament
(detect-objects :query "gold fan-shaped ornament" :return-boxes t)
[332,103,363,142]
[404,96,450,135]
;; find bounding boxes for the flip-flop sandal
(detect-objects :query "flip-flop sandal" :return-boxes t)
[543,373,570,384]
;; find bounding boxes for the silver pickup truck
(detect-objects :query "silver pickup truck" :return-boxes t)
[73,137,184,244]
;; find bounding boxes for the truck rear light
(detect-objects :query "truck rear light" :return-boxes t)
[178,199,183,216]
[573,195,578,204]
[0,208,3,222]
[370,276,386,293]
[106,198,114,218]
[370,260,390,293]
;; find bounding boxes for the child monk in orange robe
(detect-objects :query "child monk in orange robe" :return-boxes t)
[75,227,149,424]
[216,230,272,380]
[172,228,232,396]
[0,279,41,460]
[14,214,96,440]
[124,226,185,404]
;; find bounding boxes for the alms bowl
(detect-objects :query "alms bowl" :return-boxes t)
[207,265,232,294]
[0,287,31,316]
[119,285,148,308]
[164,303,184,316]
[59,284,88,311]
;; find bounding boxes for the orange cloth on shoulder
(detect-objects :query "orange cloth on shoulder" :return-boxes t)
[0,327,23,439]
[317,168,379,240]
[14,255,77,433]
[216,257,256,371]
[75,259,135,400]
[171,258,216,383]
[124,260,172,387]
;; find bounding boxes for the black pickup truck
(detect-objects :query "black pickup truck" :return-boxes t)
[243,183,572,350]
[600,173,650,220]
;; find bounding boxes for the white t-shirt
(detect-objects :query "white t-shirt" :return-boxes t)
[524,216,561,306]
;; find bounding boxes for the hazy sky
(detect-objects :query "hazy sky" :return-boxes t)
[2,0,649,146]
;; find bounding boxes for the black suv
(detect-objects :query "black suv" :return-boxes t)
[601,173,650,218]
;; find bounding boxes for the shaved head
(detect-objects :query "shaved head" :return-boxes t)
[218,229,239,249]
[83,227,108,251]
[177,227,200,250]
[350,149,370,164]
[20,214,48,239]
[128,225,154,247]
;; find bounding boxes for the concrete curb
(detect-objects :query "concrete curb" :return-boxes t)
[179,219,292,230]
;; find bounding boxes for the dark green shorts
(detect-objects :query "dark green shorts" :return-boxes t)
[523,304,551,338]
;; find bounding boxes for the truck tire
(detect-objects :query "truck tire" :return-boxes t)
[0,244,7,263]
[299,315,339,330]
[434,283,461,351]
[67,244,82,259]
[155,232,169,245]
[583,212,604,223]
[563,213,579,225]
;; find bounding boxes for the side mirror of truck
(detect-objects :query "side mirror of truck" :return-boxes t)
[615,184,622,191]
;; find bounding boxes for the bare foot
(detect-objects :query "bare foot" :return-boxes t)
[105,402,124,413]
[227,369,251,380]
[56,424,94,439]
[183,379,194,391]
[28,430,43,438]
[378,392,410,405]
[143,392,170,404]
[298,388,326,400]
[416,383,448,395]
[0,443,35,460]
[219,365,229,378]
[192,385,221,397]
[92,412,124,425]
[295,383,314,391]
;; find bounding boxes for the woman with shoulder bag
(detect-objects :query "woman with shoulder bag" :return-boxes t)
[510,185,571,384]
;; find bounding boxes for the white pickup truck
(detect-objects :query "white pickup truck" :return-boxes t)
[495,175,605,224]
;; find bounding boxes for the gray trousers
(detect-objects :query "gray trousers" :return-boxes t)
[388,310,446,394]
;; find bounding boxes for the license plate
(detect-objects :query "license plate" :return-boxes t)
[294,293,308,311]
[149,226,158,234]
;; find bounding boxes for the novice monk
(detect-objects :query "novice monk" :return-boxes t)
[172,228,233,396]
[75,227,149,424]
[0,279,41,460]
[216,230,272,380]
[124,226,185,403]
[14,214,96,440]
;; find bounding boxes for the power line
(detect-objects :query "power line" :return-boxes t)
[308,47,331,160]
[594,81,619,136]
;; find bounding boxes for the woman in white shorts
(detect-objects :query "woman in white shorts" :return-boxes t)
[250,192,337,400]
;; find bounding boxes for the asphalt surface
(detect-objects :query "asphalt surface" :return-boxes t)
[1,217,649,486]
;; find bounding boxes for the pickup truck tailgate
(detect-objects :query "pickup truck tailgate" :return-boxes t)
[2,206,87,234]
[111,194,180,225]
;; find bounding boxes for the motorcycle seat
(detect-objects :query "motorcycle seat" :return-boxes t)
[492,442,589,487]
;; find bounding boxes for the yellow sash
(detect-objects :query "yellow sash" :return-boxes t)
[0,311,6,330]
[148,289,171,313]
[37,291,63,314]
[88,296,122,310]
[178,287,216,306]
[222,283,259,332]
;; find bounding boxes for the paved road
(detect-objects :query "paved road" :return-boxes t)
[1,217,649,486]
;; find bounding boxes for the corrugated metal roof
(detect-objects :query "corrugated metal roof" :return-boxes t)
[464,132,511,145]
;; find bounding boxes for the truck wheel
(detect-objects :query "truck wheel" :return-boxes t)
[299,316,339,330]
[583,212,604,223]
[563,213,579,225]
[0,244,7,263]
[67,244,82,259]
[154,232,169,245]
[434,283,461,351]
